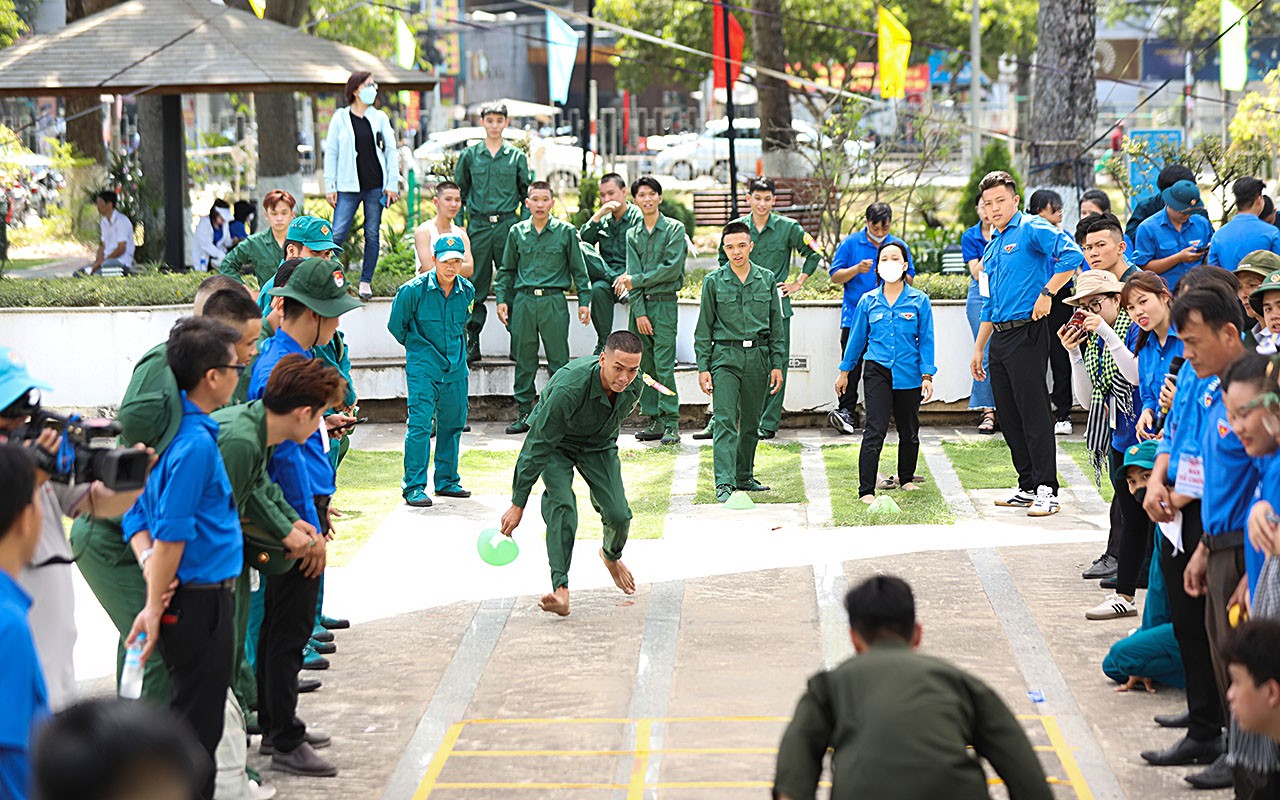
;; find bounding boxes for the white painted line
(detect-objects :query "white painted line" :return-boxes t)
[920,440,976,517]
[814,561,853,670]
[798,442,833,526]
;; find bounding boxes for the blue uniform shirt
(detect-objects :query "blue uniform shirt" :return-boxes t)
[387,271,476,382]
[0,571,47,800]
[1207,213,1280,271]
[979,212,1083,323]
[1200,386,1263,536]
[961,222,989,297]
[1135,326,1183,416]
[1249,456,1280,598]
[1156,361,1214,485]
[1132,209,1215,290]
[829,229,915,328]
[839,284,936,389]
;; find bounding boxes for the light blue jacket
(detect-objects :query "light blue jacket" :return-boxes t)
[323,105,399,194]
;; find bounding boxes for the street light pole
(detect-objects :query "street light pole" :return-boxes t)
[970,0,982,163]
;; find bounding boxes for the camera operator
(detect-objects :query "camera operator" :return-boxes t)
[0,347,151,711]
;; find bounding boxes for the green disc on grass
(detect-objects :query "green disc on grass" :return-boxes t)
[477,528,519,566]
[724,491,756,510]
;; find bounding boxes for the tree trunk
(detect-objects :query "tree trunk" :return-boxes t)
[65,0,124,163]
[1028,0,1096,196]
[133,94,175,262]
[751,0,799,177]
[256,0,308,204]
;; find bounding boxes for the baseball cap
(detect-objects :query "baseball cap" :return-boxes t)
[1249,269,1280,317]
[1116,439,1159,481]
[433,235,466,262]
[1162,180,1203,214]
[1239,250,1280,281]
[269,258,363,318]
[0,347,50,415]
[1064,269,1124,306]
[286,216,337,253]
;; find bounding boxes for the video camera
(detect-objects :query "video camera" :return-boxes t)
[4,389,148,492]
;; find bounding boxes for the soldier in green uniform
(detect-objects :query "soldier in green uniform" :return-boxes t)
[712,176,822,440]
[388,235,476,507]
[499,331,644,616]
[578,173,643,354]
[218,189,297,287]
[455,102,532,363]
[695,221,785,503]
[494,180,592,434]
[615,176,686,445]
[253,217,340,316]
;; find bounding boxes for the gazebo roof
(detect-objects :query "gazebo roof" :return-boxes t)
[0,0,438,97]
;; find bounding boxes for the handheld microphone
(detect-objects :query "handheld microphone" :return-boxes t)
[1152,355,1186,434]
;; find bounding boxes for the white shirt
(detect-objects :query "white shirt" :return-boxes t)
[413,218,466,272]
[100,210,135,267]
[191,214,231,271]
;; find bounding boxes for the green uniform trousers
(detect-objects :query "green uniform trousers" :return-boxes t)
[540,446,631,590]
[511,293,571,412]
[466,215,518,353]
[631,299,679,426]
[69,516,172,705]
[403,376,468,493]
[589,280,622,355]
[758,315,791,434]
[233,566,257,717]
[710,345,770,489]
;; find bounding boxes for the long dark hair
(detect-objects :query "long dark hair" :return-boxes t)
[876,240,910,285]
[1120,271,1173,352]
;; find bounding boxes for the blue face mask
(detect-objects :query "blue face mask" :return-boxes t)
[358,86,377,105]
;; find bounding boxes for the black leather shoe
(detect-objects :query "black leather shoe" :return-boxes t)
[1140,734,1223,766]
[320,616,350,630]
[309,639,336,655]
[1185,754,1233,789]
[1154,710,1191,728]
[312,629,334,643]
[297,677,322,694]
[1082,553,1118,579]
[436,487,472,498]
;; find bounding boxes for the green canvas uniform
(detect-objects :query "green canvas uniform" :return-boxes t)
[717,213,820,434]
[775,640,1052,800]
[495,217,591,413]
[455,141,531,358]
[579,204,643,353]
[626,214,687,429]
[218,229,286,287]
[511,357,642,589]
[388,271,475,494]
[693,261,785,491]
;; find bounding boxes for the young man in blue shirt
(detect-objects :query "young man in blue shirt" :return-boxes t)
[125,317,246,800]
[1208,176,1280,272]
[827,203,914,433]
[970,171,1083,516]
[1133,179,1215,291]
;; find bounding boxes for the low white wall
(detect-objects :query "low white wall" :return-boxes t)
[0,299,980,411]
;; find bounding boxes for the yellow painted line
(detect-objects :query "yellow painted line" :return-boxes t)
[431,782,624,790]
[459,717,633,725]
[658,715,790,723]
[448,747,780,757]
[650,781,833,789]
[988,777,1070,786]
[627,718,652,800]
[1040,715,1095,800]
[411,722,465,800]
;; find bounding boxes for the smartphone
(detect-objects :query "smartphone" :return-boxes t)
[1066,309,1087,333]
[330,416,368,434]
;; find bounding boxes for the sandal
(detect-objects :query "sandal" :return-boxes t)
[877,476,898,490]
[977,411,996,435]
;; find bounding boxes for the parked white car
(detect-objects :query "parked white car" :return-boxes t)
[653,118,871,183]
[413,127,600,191]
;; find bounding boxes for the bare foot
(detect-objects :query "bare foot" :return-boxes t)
[860,495,875,505]
[538,587,570,616]
[600,548,636,594]
[900,482,920,492]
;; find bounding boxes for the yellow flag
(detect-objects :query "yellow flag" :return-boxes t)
[248,0,265,18]
[877,6,911,100]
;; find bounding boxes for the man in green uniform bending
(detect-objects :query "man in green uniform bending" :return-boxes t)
[774,575,1052,800]
[713,177,822,439]
[455,102,532,364]
[499,331,643,616]
[696,221,785,503]
[615,176,686,445]
[218,189,297,287]
[495,180,592,434]
[579,173,643,354]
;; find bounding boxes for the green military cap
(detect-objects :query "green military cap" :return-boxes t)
[270,258,363,318]
[1114,439,1159,482]
[1249,268,1280,317]
[1239,250,1280,281]
[286,216,337,252]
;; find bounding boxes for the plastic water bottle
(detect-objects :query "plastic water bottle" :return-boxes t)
[119,633,145,700]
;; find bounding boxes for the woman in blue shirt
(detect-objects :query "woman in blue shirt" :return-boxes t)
[962,195,996,434]
[834,241,936,503]
[1120,271,1182,440]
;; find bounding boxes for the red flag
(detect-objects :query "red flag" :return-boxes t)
[712,3,744,90]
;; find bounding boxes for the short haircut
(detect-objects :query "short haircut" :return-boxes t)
[275,259,304,289]
[603,330,643,355]
[1264,196,1276,220]
[194,275,249,315]
[434,180,461,196]
[0,444,35,539]
[1171,284,1245,335]
[1234,176,1266,211]
[746,176,776,195]
[96,189,117,206]
[232,199,253,223]
[865,202,892,225]
[978,170,1018,196]
[1075,212,1124,245]
[201,289,262,328]
[1080,188,1112,213]
[262,189,296,212]
[1157,163,1195,191]
[1222,351,1271,394]
[33,698,206,800]
[631,175,663,197]
[263,354,344,415]
[344,70,372,105]
[478,102,508,119]
[599,173,627,191]
[166,316,240,392]
[844,575,915,644]
[1028,188,1064,215]
[527,180,554,198]
[1176,264,1239,296]
[721,220,752,240]
[1222,619,1280,688]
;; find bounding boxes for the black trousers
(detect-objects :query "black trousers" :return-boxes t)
[838,327,864,415]
[257,559,322,753]
[988,320,1059,492]
[859,361,922,497]
[1159,500,1223,743]
[1047,284,1074,422]
[160,586,234,800]
[1110,448,1153,596]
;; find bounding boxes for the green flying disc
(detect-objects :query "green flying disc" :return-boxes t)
[867,495,902,515]
[724,491,756,510]
[477,528,519,566]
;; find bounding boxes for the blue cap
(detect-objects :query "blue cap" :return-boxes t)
[433,235,466,262]
[0,347,51,412]
[1162,180,1203,213]
[1114,439,1159,481]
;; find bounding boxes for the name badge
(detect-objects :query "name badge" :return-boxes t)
[978,270,990,298]
[1173,453,1204,499]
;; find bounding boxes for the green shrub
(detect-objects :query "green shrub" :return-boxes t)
[0,272,207,308]
[959,141,1022,228]
[661,197,695,237]
[570,173,600,226]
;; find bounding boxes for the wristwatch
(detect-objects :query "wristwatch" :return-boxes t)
[1039,286,1054,297]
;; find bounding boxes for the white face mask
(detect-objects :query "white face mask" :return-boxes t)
[358,86,377,105]
[867,232,887,244]
[878,261,905,283]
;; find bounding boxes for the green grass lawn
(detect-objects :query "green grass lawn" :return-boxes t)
[330,449,404,567]
[822,444,954,526]
[1059,441,1115,503]
[693,442,807,504]
[940,438,1065,491]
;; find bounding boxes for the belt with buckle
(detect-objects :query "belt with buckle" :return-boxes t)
[644,292,679,303]
[715,338,768,348]
[479,212,514,224]
[181,578,236,591]
[1201,530,1244,552]
[992,318,1033,332]
[519,287,564,297]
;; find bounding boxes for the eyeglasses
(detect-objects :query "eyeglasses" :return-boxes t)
[214,364,247,377]
[1081,297,1110,314]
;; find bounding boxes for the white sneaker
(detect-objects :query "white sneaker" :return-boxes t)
[1054,420,1073,436]
[358,281,373,300]
[1085,592,1138,620]
[1026,485,1060,517]
[994,488,1035,508]
[249,780,278,800]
